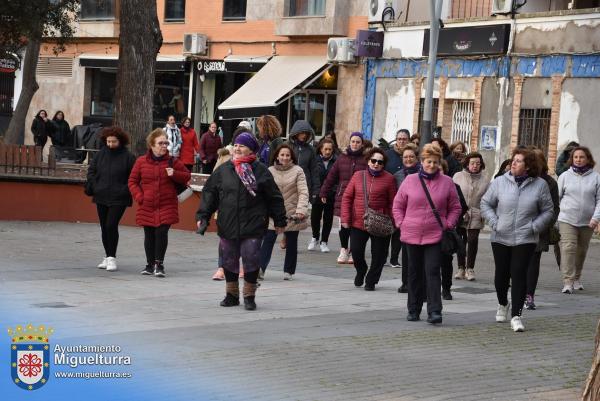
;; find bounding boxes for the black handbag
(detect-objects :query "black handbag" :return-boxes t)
[418,175,465,257]
[362,171,395,238]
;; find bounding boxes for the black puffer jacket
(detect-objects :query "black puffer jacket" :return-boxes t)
[85,146,137,206]
[287,120,320,200]
[196,160,287,240]
[51,119,72,147]
[317,154,337,200]
[31,116,53,141]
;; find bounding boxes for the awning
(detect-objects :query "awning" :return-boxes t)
[224,55,270,73]
[217,56,329,119]
[79,54,187,71]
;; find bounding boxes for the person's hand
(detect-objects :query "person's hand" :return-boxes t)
[295,213,305,220]
[321,197,327,204]
[275,226,285,235]
[341,223,350,229]
[165,167,174,176]
[196,220,208,235]
[589,219,599,230]
[202,160,208,164]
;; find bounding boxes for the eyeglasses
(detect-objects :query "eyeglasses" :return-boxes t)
[370,158,384,165]
[156,141,169,146]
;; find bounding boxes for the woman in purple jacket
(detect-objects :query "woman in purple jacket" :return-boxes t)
[392,144,462,324]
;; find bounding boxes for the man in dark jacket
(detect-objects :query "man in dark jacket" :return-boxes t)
[287,120,321,203]
[555,141,579,176]
[385,129,410,175]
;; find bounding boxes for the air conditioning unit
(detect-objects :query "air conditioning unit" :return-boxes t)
[491,0,514,14]
[183,33,207,55]
[369,0,400,23]
[327,38,356,63]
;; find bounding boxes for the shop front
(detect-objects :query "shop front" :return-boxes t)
[0,56,18,134]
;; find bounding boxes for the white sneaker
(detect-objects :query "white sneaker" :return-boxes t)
[320,242,330,253]
[510,316,525,332]
[337,248,349,264]
[105,257,117,271]
[466,268,476,281]
[573,280,584,290]
[283,272,293,280]
[97,257,108,269]
[307,238,318,251]
[496,303,510,323]
[562,284,574,294]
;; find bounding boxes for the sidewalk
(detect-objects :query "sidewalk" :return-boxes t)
[0,221,598,400]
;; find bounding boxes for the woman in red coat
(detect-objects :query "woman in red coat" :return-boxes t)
[341,147,397,291]
[179,117,200,172]
[128,128,191,277]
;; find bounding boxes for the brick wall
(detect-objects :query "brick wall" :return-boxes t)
[547,75,564,174]
[470,77,484,152]
[510,77,525,149]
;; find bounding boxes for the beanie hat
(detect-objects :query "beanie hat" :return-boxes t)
[238,120,252,129]
[350,132,364,141]
[234,132,259,153]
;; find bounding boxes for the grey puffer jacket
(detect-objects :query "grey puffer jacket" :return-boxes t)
[557,168,600,227]
[287,120,320,200]
[481,172,554,246]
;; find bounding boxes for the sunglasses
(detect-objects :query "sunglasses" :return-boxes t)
[370,158,384,165]
[156,141,169,146]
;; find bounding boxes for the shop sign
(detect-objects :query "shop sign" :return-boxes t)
[197,60,226,74]
[356,30,384,58]
[423,24,510,56]
[0,57,18,73]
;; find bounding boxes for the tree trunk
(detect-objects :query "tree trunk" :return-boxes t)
[583,318,600,401]
[3,38,41,144]
[113,0,163,155]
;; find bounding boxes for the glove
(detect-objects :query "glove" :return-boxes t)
[196,220,208,235]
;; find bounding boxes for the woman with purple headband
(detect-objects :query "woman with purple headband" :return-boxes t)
[196,132,287,310]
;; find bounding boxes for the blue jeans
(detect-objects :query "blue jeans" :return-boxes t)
[259,230,300,274]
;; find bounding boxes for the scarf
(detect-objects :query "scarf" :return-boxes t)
[403,163,420,176]
[232,155,258,196]
[510,172,529,186]
[419,166,439,180]
[274,162,294,171]
[368,167,382,177]
[572,165,592,175]
[346,146,363,156]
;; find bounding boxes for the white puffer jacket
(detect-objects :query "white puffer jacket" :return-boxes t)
[557,168,600,227]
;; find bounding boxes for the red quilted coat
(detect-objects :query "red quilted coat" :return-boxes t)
[128,151,191,227]
[341,170,397,232]
[319,151,368,216]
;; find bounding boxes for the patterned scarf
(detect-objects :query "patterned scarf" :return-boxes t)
[232,155,258,196]
[572,165,592,175]
[419,166,439,180]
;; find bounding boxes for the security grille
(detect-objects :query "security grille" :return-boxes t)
[36,57,73,77]
[518,108,551,155]
[0,72,15,116]
[451,100,474,146]
[418,98,439,134]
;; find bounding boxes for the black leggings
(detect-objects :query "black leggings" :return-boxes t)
[143,225,171,265]
[406,243,442,315]
[457,228,480,270]
[311,199,334,243]
[339,225,351,249]
[527,251,542,297]
[96,204,127,257]
[350,228,390,286]
[224,268,259,284]
[390,230,401,265]
[491,242,536,317]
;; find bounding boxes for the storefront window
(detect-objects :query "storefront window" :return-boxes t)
[81,0,115,20]
[290,93,306,123]
[307,93,324,137]
[288,91,336,138]
[91,69,116,117]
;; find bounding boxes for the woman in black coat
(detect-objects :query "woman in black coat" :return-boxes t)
[31,110,53,148]
[51,111,72,147]
[196,132,287,311]
[85,127,136,272]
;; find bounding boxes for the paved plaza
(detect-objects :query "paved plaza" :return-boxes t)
[1,220,599,400]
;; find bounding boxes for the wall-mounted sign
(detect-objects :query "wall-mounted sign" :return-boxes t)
[423,24,510,56]
[197,60,226,74]
[0,57,18,73]
[480,125,498,151]
[356,30,384,58]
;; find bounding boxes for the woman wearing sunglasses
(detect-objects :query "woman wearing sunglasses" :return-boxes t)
[340,147,397,291]
[128,129,191,278]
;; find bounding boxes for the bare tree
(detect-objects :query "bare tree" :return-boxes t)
[113,0,163,155]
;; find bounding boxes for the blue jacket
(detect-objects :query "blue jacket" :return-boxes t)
[385,148,403,175]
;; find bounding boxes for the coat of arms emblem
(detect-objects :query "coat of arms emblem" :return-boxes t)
[8,323,53,390]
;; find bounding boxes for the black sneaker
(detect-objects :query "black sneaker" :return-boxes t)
[407,312,420,321]
[442,288,453,300]
[398,284,408,293]
[220,293,240,307]
[244,296,256,311]
[154,264,165,278]
[141,265,154,275]
[364,284,375,291]
[427,312,443,324]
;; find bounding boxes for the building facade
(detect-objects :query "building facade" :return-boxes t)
[363,0,600,176]
[16,0,367,147]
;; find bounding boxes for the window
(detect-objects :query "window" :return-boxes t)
[0,72,15,116]
[165,0,185,21]
[289,0,326,16]
[417,98,439,134]
[223,0,247,20]
[518,108,551,155]
[450,100,474,146]
[288,91,336,137]
[80,0,114,20]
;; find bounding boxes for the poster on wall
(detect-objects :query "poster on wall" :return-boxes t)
[480,126,498,151]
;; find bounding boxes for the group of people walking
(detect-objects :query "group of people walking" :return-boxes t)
[84,115,600,332]
[31,109,72,148]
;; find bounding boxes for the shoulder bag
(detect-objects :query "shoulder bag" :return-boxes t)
[418,175,465,257]
[362,171,395,237]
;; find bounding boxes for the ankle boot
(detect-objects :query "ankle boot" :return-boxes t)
[220,281,240,307]
[243,282,257,311]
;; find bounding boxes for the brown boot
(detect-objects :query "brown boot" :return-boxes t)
[220,281,240,307]
[243,281,257,310]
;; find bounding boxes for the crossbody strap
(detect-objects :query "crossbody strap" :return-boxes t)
[418,175,444,230]
[362,171,369,208]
